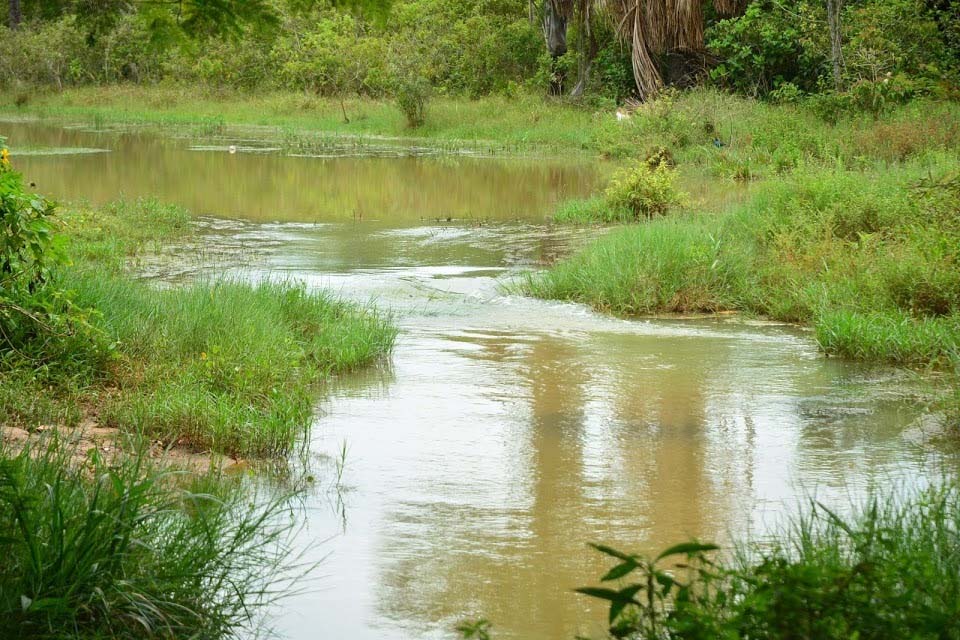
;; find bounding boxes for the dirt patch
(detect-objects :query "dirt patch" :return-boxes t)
[1,418,249,474]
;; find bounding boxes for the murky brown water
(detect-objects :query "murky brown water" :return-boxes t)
[3,119,599,223]
[3,118,956,640]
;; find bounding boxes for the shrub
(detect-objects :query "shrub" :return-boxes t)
[707,0,821,96]
[579,483,960,640]
[604,161,686,220]
[0,140,103,373]
[394,72,431,128]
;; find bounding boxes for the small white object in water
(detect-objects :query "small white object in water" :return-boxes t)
[229,145,238,154]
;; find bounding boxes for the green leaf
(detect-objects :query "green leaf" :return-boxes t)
[589,543,636,562]
[574,586,642,604]
[654,571,675,595]
[655,541,719,561]
[601,560,639,581]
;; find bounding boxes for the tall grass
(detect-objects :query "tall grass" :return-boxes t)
[62,271,397,457]
[526,215,746,314]
[0,437,298,639]
[528,159,960,367]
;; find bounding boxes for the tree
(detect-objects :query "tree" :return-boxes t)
[826,0,844,91]
[542,0,571,94]
[542,0,748,100]
[8,0,21,28]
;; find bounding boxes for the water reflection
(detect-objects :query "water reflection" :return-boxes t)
[274,293,943,640]
[1,119,602,223]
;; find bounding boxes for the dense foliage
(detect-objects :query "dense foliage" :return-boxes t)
[2,0,956,108]
[0,138,102,373]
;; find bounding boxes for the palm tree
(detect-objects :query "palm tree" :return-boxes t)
[540,0,749,100]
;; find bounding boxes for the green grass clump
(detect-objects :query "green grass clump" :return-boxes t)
[526,215,745,314]
[62,198,192,264]
[64,274,396,456]
[552,196,631,224]
[581,483,960,639]
[0,438,296,639]
[815,310,960,365]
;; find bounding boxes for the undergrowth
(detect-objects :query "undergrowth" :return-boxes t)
[578,483,960,640]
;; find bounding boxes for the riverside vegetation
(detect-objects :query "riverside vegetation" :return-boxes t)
[0,139,395,637]
[574,482,960,640]
[3,0,960,638]
[0,175,396,458]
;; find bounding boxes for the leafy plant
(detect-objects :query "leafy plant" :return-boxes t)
[456,618,492,639]
[577,541,720,639]
[604,161,686,220]
[0,140,101,372]
[580,484,960,639]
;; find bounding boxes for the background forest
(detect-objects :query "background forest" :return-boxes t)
[1,0,958,112]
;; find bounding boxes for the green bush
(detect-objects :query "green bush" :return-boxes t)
[275,13,388,96]
[604,161,686,220]
[394,72,431,128]
[706,0,958,100]
[0,142,103,373]
[707,1,821,96]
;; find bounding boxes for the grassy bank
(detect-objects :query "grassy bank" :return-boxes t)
[577,482,960,640]
[529,159,960,367]
[1,197,397,458]
[3,85,599,154]
[5,85,960,164]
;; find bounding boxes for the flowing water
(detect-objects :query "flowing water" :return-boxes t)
[3,118,957,640]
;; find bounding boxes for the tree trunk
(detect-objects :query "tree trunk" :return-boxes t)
[571,1,598,98]
[9,0,22,29]
[543,0,569,95]
[826,0,844,91]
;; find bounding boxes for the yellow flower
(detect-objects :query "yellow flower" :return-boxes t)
[0,147,9,169]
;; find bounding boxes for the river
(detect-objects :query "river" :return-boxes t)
[3,117,955,640]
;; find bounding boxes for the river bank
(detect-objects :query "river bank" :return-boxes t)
[0,194,397,460]
[5,86,960,164]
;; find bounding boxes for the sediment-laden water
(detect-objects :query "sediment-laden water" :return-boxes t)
[3,118,955,640]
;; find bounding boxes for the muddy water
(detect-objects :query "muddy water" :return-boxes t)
[3,119,599,223]
[3,119,956,640]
